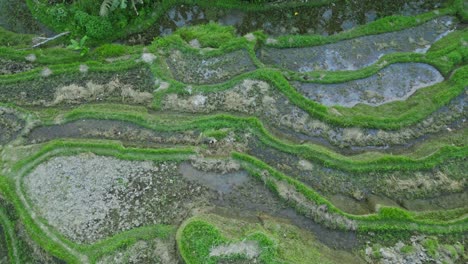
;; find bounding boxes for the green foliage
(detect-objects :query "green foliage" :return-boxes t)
[454,0,468,21]
[92,43,127,58]
[422,238,440,258]
[74,11,113,39]
[377,207,412,221]
[400,245,414,254]
[178,219,279,264]
[100,0,144,16]
[46,4,69,22]
[179,220,225,264]
[67,36,90,56]
[202,128,230,140]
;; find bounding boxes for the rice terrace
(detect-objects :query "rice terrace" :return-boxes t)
[0,0,467,263]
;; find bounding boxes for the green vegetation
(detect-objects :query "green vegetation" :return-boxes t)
[177,214,361,264]
[67,35,90,56]
[0,27,34,47]
[0,0,466,263]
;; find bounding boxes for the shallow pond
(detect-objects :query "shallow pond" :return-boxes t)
[294,63,443,107]
[126,0,447,44]
[259,16,455,72]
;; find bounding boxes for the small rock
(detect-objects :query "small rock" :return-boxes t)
[79,64,89,73]
[244,33,256,42]
[41,67,52,77]
[141,53,156,63]
[25,54,36,62]
[189,39,201,49]
[266,38,278,45]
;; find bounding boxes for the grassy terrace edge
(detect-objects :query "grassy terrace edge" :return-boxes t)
[55,104,467,172]
[1,8,466,130]
[0,139,466,262]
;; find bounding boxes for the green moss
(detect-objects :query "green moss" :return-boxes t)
[202,128,230,140]
[0,27,34,47]
[92,43,128,58]
[442,244,458,258]
[422,238,440,258]
[177,23,237,49]
[400,245,414,254]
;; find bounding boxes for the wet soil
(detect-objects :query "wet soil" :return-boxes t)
[401,190,468,211]
[179,162,249,194]
[178,162,358,249]
[125,0,446,45]
[27,119,201,147]
[24,155,214,243]
[25,116,467,204]
[166,49,256,84]
[23,151,360,250]
[0,67,155,106]
[211,205,358,250]
[0,225,8,263]
[0,108,25,145]
[0,58,35,75]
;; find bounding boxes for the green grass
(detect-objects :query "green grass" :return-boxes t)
[0,27,34,48]
[177,217,280,264]
[1,1,466,261]
[56,104,467,173]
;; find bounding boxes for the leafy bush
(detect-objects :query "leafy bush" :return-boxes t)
[46,4,69,22]
[74,11,113,39]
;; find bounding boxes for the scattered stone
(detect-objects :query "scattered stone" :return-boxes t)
[298,159,314,171]
[40,67,52,77]
[244,33,256,42]
[209,241,260,259]
[25,54,36,62]
[189,38,201,48]
[266,38,278,45]
[141,53,156,63]
[79,64,89,73]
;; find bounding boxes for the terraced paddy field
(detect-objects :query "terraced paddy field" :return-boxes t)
[0,0,467,263]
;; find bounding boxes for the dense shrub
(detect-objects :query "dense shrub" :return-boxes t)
[74,11,113,39]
